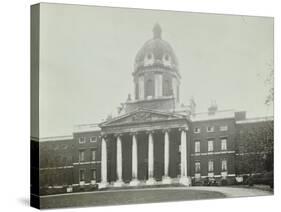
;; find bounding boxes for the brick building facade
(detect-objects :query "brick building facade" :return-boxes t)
[36,24,273,194]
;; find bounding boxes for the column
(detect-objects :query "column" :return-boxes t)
[114,134,124,187]
[162,129,172,184]
[179,128,191,186]
[146,131,156,185]
[130,132,140,186]
[99,136,108,188]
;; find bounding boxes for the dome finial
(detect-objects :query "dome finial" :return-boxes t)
[153,23,162,39]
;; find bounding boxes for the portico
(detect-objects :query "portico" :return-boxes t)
[98,109,192,188]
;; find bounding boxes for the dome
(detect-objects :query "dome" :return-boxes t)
[134,24,179,73]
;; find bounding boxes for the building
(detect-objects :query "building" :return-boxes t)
[37,24,273,194]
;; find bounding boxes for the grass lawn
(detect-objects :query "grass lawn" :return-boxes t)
[40,188,226,209]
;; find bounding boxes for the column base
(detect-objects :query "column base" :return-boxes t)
[179,176,192,186]
[98,182,108,189]
[162,176,172,184]
[129,179,140,186]
[113,180,124,187]
[146,178,156,185]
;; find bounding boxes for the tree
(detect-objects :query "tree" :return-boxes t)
[235,121,273,175]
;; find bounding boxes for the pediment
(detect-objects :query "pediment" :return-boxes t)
[100,109,184,127]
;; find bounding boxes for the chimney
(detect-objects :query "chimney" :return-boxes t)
[235,111,246,121]
[208,100,218,115]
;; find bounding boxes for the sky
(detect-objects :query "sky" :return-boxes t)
[39,3,274,138]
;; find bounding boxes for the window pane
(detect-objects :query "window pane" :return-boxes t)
[79,170,85,181]
[208,160,214,172]
[221,138,227,150]
[195,141,200,153]
[79,150,84,162]
[195,162,200,173]
[91,169,96,180]
[90,136,97,142]
[222,160,227,171]
[91,150,96,161]
[208,140,214,152]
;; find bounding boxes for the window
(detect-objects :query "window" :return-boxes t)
[79,137,86,144]
[90,136,97,143]
[91,169,96,181]
[208,160,214,172]
[221,159,227,171]
[79,169,85,181]
[79,150,85,162]
[220,125,228,131]
[195,161,201,173]
[146,79,154,98]
[207,126,215,132]
[208,140,214,152]
[221,138,227,151]
[91,149,96,161]
[195,141,200,153]
[194,127,200,134]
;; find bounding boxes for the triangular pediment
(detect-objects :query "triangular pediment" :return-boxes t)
[100,109,184,127]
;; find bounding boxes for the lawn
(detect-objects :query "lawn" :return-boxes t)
[40,188,226,209]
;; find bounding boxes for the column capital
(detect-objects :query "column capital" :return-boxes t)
[162,128,171,133]
[145,130,155,135]
[129,131,138,136]
[100,133,109,139]
[178,127,188,132]
[113,133,123,138]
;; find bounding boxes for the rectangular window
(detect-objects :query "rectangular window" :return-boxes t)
[221,138,227,151]
[79,169,85,181]
[91,169,96,180]
[220,125,228,131]
[194,127,200,134]
[208,140,214,152]
[90,136,97,143]
[207,126,215,132]
[208,160,214,172]
[222,159,227,171]
[79,137,86,144]
[91,149,96,161]
[195,161,201,173]
[79,150,85,162]
[195,141,200,153]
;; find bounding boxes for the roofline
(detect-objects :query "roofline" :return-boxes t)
[32,135,73,142]
[236,116,274,124]
[73,123,101,133]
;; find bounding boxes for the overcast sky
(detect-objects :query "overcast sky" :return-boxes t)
[39,3,273,137]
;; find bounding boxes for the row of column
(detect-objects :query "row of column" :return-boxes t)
[99,129,190,188]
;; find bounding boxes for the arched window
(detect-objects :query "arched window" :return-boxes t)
[163,79,172,96]
[145,79,154,98]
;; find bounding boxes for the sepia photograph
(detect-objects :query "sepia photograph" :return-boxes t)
[30,3,274,209]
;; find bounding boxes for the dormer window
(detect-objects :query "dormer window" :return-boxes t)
[163,54,171,66]
[144,53,154,66]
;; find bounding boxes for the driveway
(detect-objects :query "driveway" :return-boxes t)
[189,186,273,198]
[39,186,273,209]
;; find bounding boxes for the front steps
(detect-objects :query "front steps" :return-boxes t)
[98,177,191,190]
